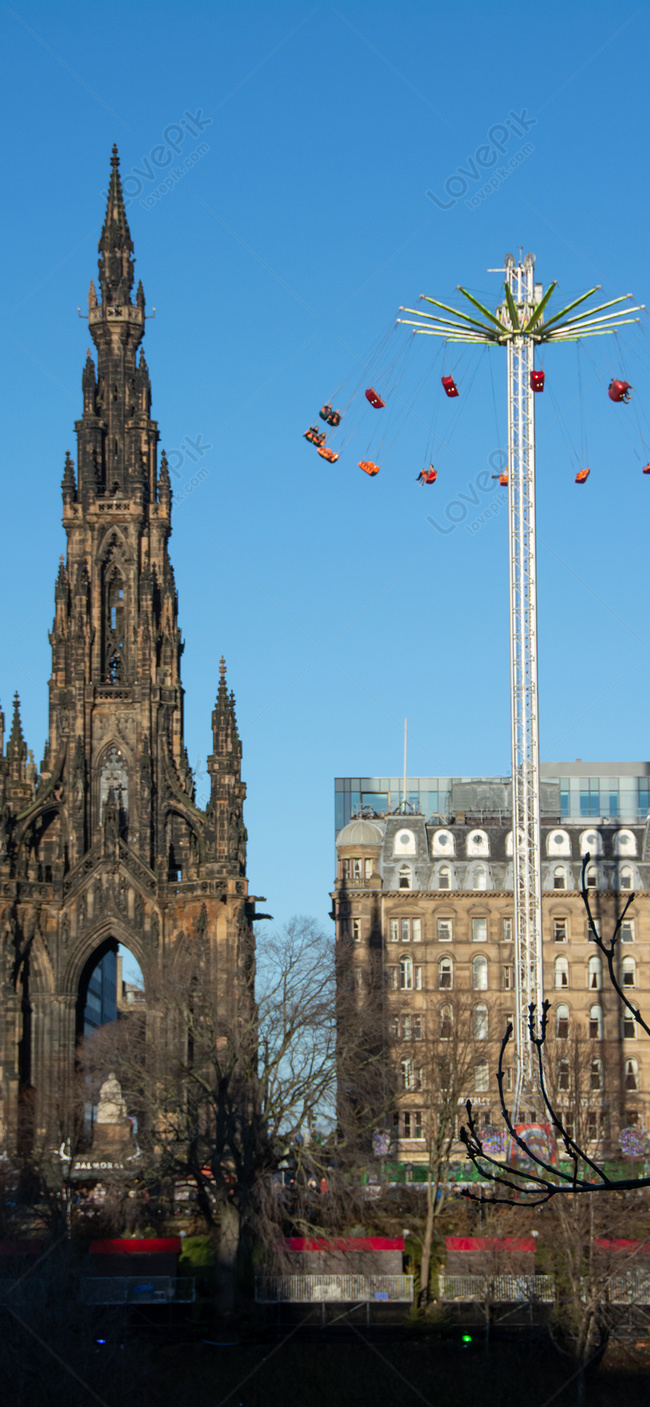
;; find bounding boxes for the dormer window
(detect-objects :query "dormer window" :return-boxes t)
[399,865,412,890]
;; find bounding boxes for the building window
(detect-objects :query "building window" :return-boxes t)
[555,957,569,989]
[388,968,398,990]
[413,1016,423,1040]
[401,918,410,943]
[503,965,513,990]
[556,1004,569,1040]
[352,857,362,881]
[586,866,598,889]
[412,919,421,943]
[589,1004,603,1039]
[503,917,513,942]
[622,1010,636,1039]
[399,866,412,890]
[587,954,602,990]
[400,1059,414,1090]
[475,1059,489,1092]
[504,1067,513,1092]
[472,955,488,991]
[557,1059,570,1092]
[439,866,451,890]
[474,865,487,891]
[590,1058,602,1091]
[352,918,361,942]
[472,917,487,943]
[414,1111,423,1138]
[553,867,566,890]
[399,957,413,991]
[621,920,635,944]
[619,866,633,891]
[622,956,636,988]
[440,1004,453,1039]
[415,966,422,991]
[625,1058,639,1091]
[403,1112,411,1137]
[474,1003,488,1040]
[587,1111,599,1141]
[341,858,350,880]
[390,1015,399,1039]
[364,858,373,879]
[402,1015,412,1040]
[553,918,567,943]
[437,918,453,942]
[389,919,399,943]
[99,746,129,825]
[438,957,453,990]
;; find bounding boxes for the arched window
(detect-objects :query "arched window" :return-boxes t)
[557,1059,570,1091]
[622,955,636,988]
[438,956,453,990]
[474,1059,489,1092]
[620,865,633,891]
[399,956,413,990]
[589,1004,603,1039]
[590,1058,602,1091]
[472,955,488,991]
[439,1004,453,1039]
[473,864,488,891]
[394,829,416,857]
[613,829,637,857]
[588,954,602,990]
[622,1009,637,1039]
[474,1003,488,1039]
[99,746,129,825]
[399,865,412,890]
[103,560,126,683]
[439,865,451,890]
[555,956,569,989]
[553,867,566,890]
[556,1004,569,1040]
[625,1057,639,1091]
[586,866,598,889]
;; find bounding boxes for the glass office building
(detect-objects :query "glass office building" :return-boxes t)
[335,762,650,835]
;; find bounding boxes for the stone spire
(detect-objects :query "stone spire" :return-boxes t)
[98,145,134,307]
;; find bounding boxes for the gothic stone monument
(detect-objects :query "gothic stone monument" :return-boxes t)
[0,148,262,1156]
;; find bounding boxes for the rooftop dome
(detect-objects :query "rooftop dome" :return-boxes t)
[337,819,383,847]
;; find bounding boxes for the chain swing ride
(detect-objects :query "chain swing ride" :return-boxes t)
[305,253,645,1118]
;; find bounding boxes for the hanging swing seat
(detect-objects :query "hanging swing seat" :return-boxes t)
[365,388,385,409]
[319,404,342,426]
[608,379,633,403]
[417,467,437,484]
[317,446,339,463]
[530,370,545,392]
[304,425,327,446]
[491,471,508,486]
[575,468,590,484]
[359,460,380,476]
[441,374,459,398]
[643,464,650,475]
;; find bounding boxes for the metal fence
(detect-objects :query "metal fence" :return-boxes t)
[81,1276,195,1305]
[439,1274,555,1304]
[599,1274,650,1305]
[255,1275,414,1304]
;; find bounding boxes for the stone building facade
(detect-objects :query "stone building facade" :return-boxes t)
[332,787,649,1166]
[0,149,261,1155]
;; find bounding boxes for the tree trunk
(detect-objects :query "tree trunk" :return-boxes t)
[419,1174,436,1306]
[216,1199,239,1316]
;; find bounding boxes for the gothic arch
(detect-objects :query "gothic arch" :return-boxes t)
[63,917,150,1000]
[94,741,131,831]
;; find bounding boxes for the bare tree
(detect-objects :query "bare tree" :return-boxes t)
[460,856,650,1203]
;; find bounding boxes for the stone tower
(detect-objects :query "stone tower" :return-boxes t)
[0,148,259,1154]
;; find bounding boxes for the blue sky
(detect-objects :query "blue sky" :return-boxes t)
[2,1,650,938]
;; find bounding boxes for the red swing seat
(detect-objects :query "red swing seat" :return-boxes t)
[365,388,385,409]
[441,374,459,398]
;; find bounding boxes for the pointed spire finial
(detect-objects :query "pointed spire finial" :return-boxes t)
[219,656,227,680]
[62,449,76,499]
[98,145,134,306]
[7,692,26,761]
